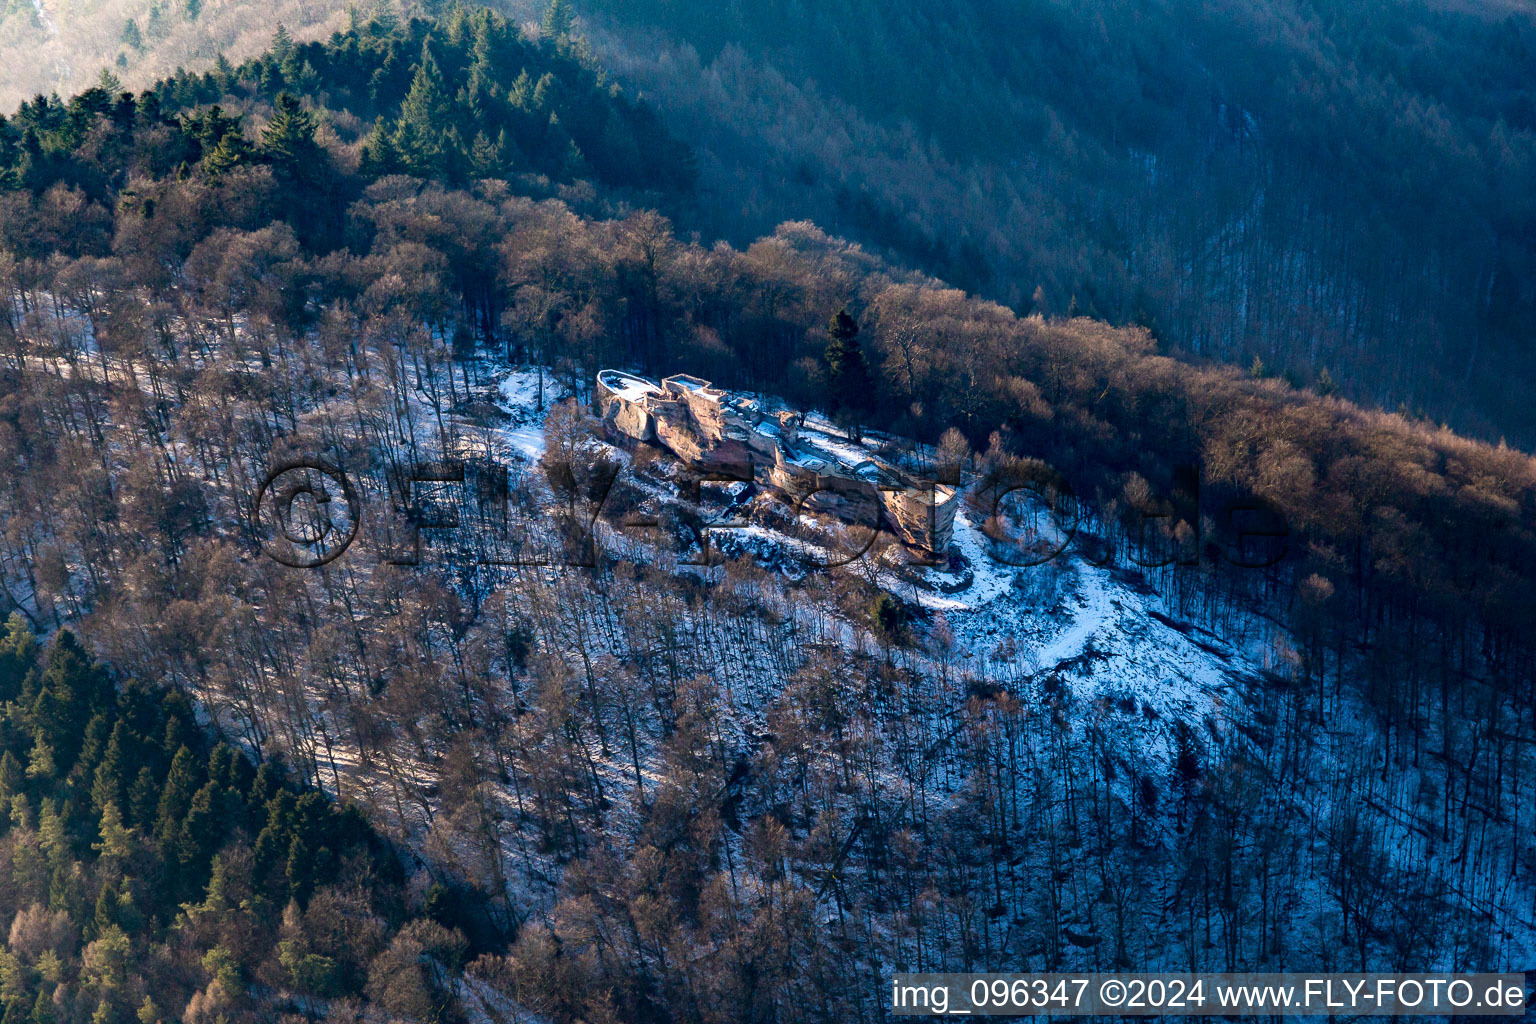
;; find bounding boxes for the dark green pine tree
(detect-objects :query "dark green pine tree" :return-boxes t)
[359,117,398,176]
[30,987,54,1024]
[260,92,320,178]
[458,65,493,129]
[162,702,190,757]
[127,765,158,827]
[0,614,38,701]
[71,712,111,782]
[470,8,501,67]
[468,130,506,178]
[0,751,21,800]
[202,129,251,175]
[271,23,295,64]
[541,0,576,41]
[532,71,558,112]
[15,127,51,191]
[259,59,286,96]
[24,730,55,782]
[871,592,903,637]
[120,18,143,51]
[391,42,453,178]
[508,68,534,111]
[207,742,240,791]
[110,91,136,128]
[249,759,285,808]
[294,60,321,95]
[92,879,120,936]
[30,632,101,771]
[286,833,316,902]
[89,723,128,816]
[155,746,200,844]
[253,818,288,891]
[824,308,873,424]
[177,781,226,876]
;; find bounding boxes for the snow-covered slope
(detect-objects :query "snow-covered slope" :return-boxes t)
[491,366,1271,768]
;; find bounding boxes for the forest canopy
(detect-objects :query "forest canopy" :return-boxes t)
[0,7,691,246]
[0,619,475,1023]
[1,10,1535,1022]
[577,0,1536,446]
[2,0,1534,442]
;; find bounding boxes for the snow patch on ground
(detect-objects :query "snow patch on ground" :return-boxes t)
[488,365,1257,764]
[496,367,566,460]
[30,0,57,36]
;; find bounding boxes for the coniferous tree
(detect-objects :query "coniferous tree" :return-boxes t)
[127,766,157,828]
[93,802,134,861]
[26,730,56,781]
[31,987,55,1024]
[32,631,99,768]
[286,834,315,903]
[74,712,110,781]
[824,308,873,428]
[14,128,44,192]
[0,614,38,699]
[155,746,199,844]
[542,0,576,41]
[468,130,506,178]
[92,880,120,935]
[249,760,284,808]
[359,118,398,176]
[176,782,225,883]
[259,93,319,176]
[90,724,128,816]
[201,130,250,175]
[207,742,242,792]
[391,43,452,178]
[0,751,23,802]
[294,60,321,95]
[37,798,69,865]
[271,24,295,64]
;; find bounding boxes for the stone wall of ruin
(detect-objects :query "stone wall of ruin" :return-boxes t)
[597,370,959,553]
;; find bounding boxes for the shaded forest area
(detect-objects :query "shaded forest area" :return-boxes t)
[575,0,1536,446]
[3,0,1535,442]
[0,619,477,1023]
[1,14,1535,1023]
[6,0,1535,443]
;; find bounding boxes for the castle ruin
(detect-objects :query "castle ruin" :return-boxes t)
[595,369,958,554]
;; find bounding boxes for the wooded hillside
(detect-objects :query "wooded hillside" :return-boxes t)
[1,13,1535,1022]
[579,0,1536,446]
[6,0,1534,443]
